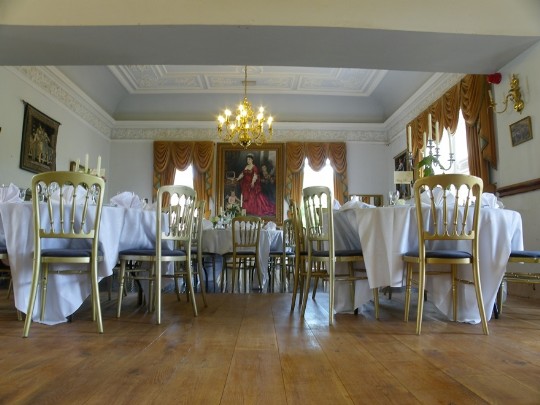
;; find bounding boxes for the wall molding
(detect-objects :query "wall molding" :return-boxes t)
[497,178,540,197]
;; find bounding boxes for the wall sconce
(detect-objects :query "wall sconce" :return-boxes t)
[488,73,525,114]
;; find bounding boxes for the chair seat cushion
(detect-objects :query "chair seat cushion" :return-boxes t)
[119,248,187,257]
[510,250,540,259]
[41,248,96,258]
[404,250,472,259]
[311,249,363,257]
[223,250,257,256]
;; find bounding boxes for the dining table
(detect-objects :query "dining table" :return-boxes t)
[332,201,524,323]
[201,226,283,290]
[0,201,284,325]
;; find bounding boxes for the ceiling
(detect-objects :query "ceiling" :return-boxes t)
[2,9,540,128]
[54,65,435,124]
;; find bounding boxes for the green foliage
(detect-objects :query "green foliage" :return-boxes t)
[417,155,441,177]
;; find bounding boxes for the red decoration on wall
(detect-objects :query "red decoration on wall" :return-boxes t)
[487,73,502,84]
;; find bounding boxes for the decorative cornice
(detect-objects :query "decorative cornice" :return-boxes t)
[13,66,114,138]
[110,125,386,142]
[386,72,465,144]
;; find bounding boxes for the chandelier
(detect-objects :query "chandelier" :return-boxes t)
[217,66,274,148]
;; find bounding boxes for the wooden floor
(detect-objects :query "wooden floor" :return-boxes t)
[1,286,540,404]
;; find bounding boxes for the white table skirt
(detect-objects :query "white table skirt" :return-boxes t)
[333,205,524,323]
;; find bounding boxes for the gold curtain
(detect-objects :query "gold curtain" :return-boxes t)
[285,142,348,205]
[407,74,496,191]
[153,141,214,216]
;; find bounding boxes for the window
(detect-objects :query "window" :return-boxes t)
[171,165,194,205]
[302,158,335,209]
[434,111,469,175]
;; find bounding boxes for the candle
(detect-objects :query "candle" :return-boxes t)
[84,154,89,173]
[240,193,243,207]
[423,132,427,155]
[96,156,101,176]
[428,114,432,141]
[449,133,453,154]
[435,121,440,145]
[407,126,412,153]
[219,206,224,216]
[75,159,80,172]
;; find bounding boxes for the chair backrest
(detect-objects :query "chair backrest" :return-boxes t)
[413,174,483,253]
[231,215,262,252]
[156,185,197,253]
[302,186,334,257]
[282,218,296,253]
[31,171,105,255]
[191,200,206,251]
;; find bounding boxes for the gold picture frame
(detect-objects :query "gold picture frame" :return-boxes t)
[509,116,533,147]
[216,143,284,225]
[19,102,60,173]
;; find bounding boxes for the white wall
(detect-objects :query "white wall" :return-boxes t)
[491,40,540,250]
[0,67,111,196]
[347,142,393,201]
[109,139,154,202]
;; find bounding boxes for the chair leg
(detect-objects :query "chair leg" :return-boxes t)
[404,263,413,322]
[372,288,379,320]
[197,256,208,308]
[496,280,504,316]
[23,262,42,337]
[39,264,49,321]
[184,261,198,317]
[116,260,127,318]
[471,261,489,335]
[300,260,312,318]
[416,262,426,335]
[91,261,103,334]
[290,257,301,311]
[451,265,458,322]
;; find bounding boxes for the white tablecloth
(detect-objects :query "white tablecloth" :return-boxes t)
[333,205,524,323]
[0,202,154,324]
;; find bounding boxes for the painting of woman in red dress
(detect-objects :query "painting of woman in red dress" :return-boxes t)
[235,154,275,216]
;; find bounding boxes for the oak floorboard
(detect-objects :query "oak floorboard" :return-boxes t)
[0,285,539,404]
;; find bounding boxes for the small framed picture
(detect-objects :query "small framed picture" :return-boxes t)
[509,116,533,147]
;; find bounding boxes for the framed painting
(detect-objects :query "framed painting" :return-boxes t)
[509,116,533,147]
[393,150,413,199]
[216,143,284,225]
[20,102,60,173]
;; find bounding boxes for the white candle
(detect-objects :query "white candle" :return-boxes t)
[428,114,432,141]
[423,132,427,155]
[240,193,243,207]
[84,154,89,173]
[219,206,224,216]
[96,156,101,176]
[75,159,80,172]
[449,133,453,154]
[407,126,412,153]
[435,121,440,145]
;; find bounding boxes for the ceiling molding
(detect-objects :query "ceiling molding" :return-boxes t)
[12,66,115,138]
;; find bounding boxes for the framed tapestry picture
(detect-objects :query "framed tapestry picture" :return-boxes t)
[393,149,413,199]
[216,143,284,225]
[20,102,60,173]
